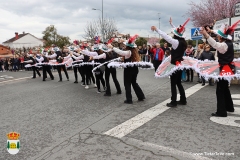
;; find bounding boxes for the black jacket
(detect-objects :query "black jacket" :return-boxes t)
[199,51,215,61]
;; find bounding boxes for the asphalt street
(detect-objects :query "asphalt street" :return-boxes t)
[0,69,240,160]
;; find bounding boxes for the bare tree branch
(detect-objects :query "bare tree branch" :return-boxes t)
[84,17,117,42]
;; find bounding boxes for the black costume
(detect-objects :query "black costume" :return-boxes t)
[41,56,54,81]
[29,57,41,78]
[215,40,234,117]
[55,51,69,82]
[94,58,106,93]
[104,52,121,96]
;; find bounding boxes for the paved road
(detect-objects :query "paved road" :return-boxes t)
[0,69,239,160]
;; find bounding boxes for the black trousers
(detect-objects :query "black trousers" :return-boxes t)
[32,66,41,78]
[89,66,95,84]
[170,70,186,104]
[105,67,121,94]
[82,65,94,85]
[216,79,234,116]
[95,70,105,90]
[43,65,54,80]
[124,67,145,102]
[186,69,193,81]
[73,67,82,82]
[57,65,69,80]
[201,77,212,85]
[153,60,162,72]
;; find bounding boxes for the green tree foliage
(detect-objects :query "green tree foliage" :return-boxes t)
[42,25,71,48]
[135,37,147,46]
[160,39,172,47]
[186,39,203,47]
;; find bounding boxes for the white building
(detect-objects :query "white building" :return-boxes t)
[3,32,44,48]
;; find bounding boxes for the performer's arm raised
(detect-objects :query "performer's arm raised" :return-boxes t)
[36,57,44,63]
[46,53,57,58]
[207,37,227,54]
[92,53,106,59]
[112,47,131,59]
[82,50,98,56]
[72,54,84,60]
[151,26,179,50]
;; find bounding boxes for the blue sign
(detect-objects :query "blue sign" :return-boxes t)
[191,28,202,40]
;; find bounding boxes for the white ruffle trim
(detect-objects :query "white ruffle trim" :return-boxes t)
[92,58,122,73]
[155,56,240,83]
[107,61,154,69]
[25,64,42,68]
[78,62,101,67]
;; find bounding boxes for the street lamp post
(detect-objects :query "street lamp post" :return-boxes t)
[92,0,104,42]
[158,13,161,40]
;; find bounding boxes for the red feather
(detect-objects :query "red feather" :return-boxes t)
[128,34,138,44]
[179,18,190,33]
[107,38,114,44]
[80,42,84,49]
[97,36,101,44]
[226,20,240,35]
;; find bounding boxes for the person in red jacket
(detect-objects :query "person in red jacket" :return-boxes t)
[152,43,164,71]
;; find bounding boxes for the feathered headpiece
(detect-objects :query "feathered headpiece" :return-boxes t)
[107,38,114,44]
[213,20,240,40]
[172,18,190,38]
[124,34,138,48]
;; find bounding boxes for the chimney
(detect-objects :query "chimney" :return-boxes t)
[15,32,18,40]
[23,31,25,34]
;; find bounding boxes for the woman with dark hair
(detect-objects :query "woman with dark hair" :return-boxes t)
[108,35,145,104]
[151,18,190,107]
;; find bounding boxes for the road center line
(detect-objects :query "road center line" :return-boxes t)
[104,84,206,138]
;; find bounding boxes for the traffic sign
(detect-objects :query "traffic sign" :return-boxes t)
[191,28,202,40]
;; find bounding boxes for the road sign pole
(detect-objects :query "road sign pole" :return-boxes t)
[196,40,198,50]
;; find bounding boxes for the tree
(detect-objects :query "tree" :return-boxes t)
[187,0,239,27]
[83,17,117,43]
[160,39,172,47]
[42,25,71,48]
[135,37,147,46]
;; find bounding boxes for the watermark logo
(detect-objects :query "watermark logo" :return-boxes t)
[7,132,20,155]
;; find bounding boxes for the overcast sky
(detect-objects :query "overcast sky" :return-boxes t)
[0,0,201,44]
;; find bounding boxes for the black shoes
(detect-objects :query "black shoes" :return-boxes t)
[211,112,227,117]
[138,97,146,101]
[227,109,234,112]
[74,81,78,83]
[177,101,187,105]
[124,100,133,104]
[202,83,205,86]
[104,93,111,96]
[209,84,214,86]
[116,91,122,94]
[166,103,177,107]
[58,80,62,82]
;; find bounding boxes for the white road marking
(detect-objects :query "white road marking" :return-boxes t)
[210,94,240,128]
[0,76,32,84]
[231,94,240,99]
[233,100,240,105]
[125,137,212,160]
[104,84,206,138]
